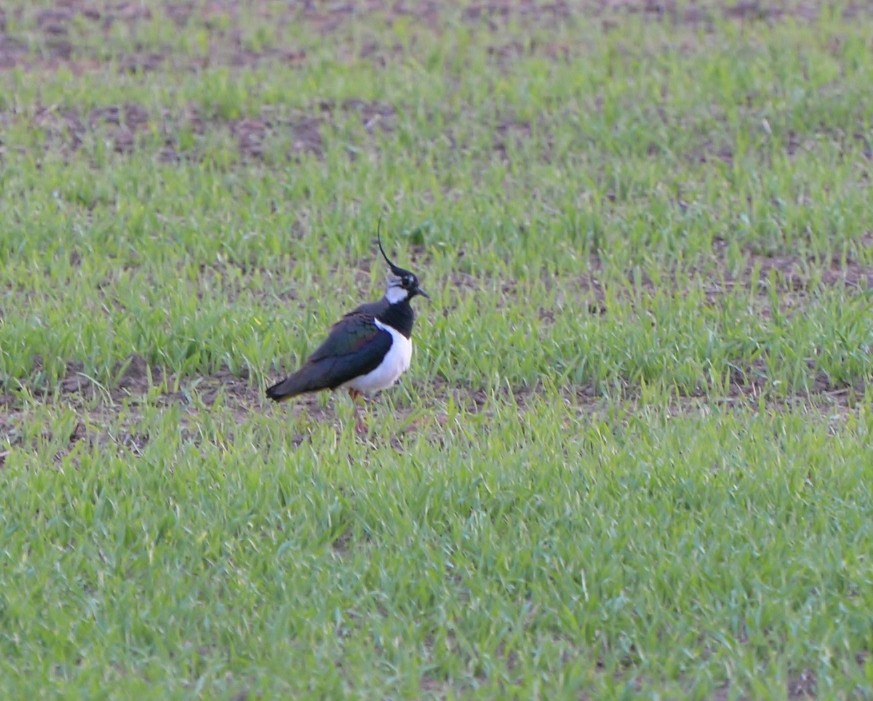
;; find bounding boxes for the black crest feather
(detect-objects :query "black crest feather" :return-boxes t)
[377,215,404,276]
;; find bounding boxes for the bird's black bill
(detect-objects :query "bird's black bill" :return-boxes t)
[415,287,430,299]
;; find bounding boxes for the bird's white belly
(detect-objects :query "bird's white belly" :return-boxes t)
[344,319,413,394]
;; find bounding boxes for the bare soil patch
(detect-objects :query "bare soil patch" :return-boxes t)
[2,350,867,470]
[566,241,873,312]
[788,668,817,699]
[26,102,152,156]
[6,99,401,162]
[2,0,870,77]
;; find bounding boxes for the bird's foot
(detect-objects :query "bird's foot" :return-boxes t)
[348,389,368,435]
[355,416,368,436]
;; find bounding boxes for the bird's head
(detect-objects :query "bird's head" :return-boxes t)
[378,221,429,304]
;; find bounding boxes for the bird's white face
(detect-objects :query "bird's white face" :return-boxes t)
[385,278,411,304]
[384,269,423,304]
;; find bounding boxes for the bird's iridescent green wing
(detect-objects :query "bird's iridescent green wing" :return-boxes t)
[308,313,389,363]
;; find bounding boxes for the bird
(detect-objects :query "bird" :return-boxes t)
[266,225,429,421]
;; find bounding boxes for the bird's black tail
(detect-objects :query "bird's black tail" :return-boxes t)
[266,375,305,402]
[267,360,339,401]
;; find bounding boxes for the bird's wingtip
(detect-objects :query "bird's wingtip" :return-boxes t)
[265,381,290,402]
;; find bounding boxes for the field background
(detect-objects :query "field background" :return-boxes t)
[1,1,872,698]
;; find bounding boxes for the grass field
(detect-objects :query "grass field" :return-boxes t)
[1,1,872,698]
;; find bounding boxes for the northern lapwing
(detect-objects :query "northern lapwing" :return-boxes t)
[266,226,428,425]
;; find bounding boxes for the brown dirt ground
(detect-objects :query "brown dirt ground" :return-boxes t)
[2,0,871,74]
[1,0,870,161]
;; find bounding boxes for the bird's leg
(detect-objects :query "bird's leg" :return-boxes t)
[348,388,367,435]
